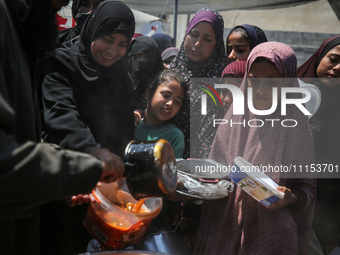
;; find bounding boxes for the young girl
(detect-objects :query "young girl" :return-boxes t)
[194,42,316,255]
[220,60,247,115]
[134,69,188,158]
[226,24,267,64]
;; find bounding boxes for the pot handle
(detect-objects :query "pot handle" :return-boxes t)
[124,162,139,177]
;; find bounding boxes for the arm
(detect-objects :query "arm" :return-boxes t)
[41,69,100,153]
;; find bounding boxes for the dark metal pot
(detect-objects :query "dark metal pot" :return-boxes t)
[123,139,177,199]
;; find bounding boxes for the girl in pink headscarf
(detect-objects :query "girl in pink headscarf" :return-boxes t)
[220,60,247,114]
[194,42,316,255]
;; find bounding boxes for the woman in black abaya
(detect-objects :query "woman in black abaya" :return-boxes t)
[39,1,135,253]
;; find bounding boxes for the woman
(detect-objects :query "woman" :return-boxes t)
[57,0,104,47]
[194,42,316,255]
[297,35,340,254]
[128,36,164,111]
[170,8,227,81]
[226,24,267,64]
[169,8,228,159]
[40,1,135,254]
[161,47,180,69]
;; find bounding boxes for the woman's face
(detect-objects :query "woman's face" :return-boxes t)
[184,21,216,63]
[316,44,340,87]
[147,81,184,125]
[227,32,251,64]
[248,59,283,110]
[91,33,128,67]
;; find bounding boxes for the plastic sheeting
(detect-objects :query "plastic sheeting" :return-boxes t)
[120,0,318,15]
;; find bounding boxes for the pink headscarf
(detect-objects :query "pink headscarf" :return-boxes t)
[210,42,313,172]
[221,60,247,78]
[195,42,316,255]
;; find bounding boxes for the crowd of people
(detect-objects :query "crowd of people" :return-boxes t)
[1,0,339,254]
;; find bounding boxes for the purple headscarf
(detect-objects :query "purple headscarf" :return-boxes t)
[185,10,222,41]
[195,42,316,255]
[169,8,228,80]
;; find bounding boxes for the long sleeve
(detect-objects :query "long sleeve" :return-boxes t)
[0,139,102,219]
[41,68,101,153]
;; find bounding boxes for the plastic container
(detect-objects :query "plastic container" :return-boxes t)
[83,180,162,250]
[231,156,284,207]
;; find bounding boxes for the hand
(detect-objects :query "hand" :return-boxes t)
[266,186,297,211]
[91,148,124,183]
[66,193,95,207]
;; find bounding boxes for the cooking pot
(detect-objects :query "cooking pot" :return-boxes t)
[123,139,177,199]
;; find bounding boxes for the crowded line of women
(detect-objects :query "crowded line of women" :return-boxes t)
[36,0,340,254]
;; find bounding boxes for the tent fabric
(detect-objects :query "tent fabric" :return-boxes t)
[120,0,318,15]
[328,0,340,21]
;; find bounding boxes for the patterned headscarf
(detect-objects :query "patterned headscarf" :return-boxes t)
[221,60,247,78]
[210,41,312,175]
[169,8,228,81]
[195,42,315,255]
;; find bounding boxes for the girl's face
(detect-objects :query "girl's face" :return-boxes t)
[184,21,216,63]
[316,44,340,87]
[91,33,128,67]
[248,59,283,110]
[147,81,184,125]
[227,32,251,64]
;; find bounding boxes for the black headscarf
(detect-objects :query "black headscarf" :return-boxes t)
[127,36,164,109]
[41,0,136,156]
[151,33,174,53]
[57,0,89,46]
[80,0,135,67]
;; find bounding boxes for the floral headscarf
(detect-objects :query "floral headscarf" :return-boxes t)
[169,8,228,81]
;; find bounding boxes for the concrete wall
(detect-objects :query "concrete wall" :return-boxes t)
[163,0,340,65]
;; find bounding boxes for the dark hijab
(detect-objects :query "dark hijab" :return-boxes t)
[151,33,174,53]
[57,0,103,47]
[226,24,268,56]
[297,36,340,251]
[297,36,340,165]
[128,36,163,90]
[297,36,340,79]
[127,36,164,109]
[41,0,136,156]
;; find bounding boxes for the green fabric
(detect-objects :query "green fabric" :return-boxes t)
[135,121,184,158]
